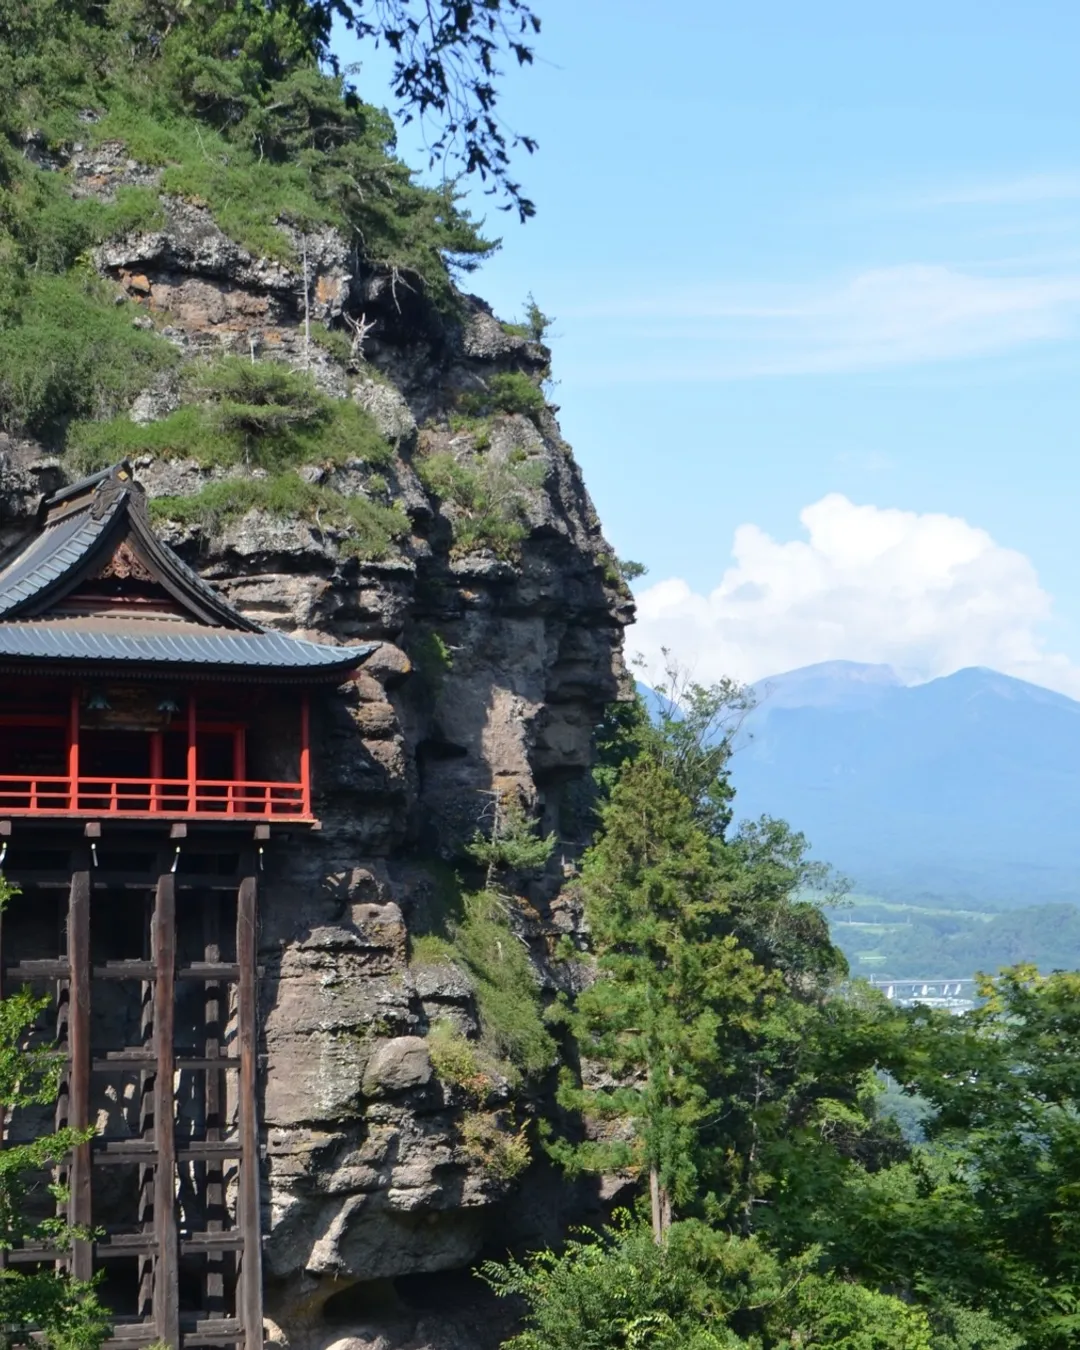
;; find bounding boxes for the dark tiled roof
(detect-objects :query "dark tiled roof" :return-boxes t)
[0,463,375,679]
[0,496,120,619]
[0,622,375,674]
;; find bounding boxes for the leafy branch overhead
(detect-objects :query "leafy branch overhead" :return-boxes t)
[287,0,543,219]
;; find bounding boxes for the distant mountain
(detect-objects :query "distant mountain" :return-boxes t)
[727,662,1080,907]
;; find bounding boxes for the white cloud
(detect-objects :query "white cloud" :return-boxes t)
[567,264,1080,379]
[630,495,1080,697]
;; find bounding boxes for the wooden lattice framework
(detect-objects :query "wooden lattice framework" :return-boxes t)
[0,462,375,1348]
[1,819,268,1349]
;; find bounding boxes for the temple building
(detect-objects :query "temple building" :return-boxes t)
[0,463,374,1348]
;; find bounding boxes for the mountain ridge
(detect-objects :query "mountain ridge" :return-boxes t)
[728,661,1080,906]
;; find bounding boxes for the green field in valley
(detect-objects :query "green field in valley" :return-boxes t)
[825,894,1080,978]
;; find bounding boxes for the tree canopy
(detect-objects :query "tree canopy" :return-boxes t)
[485,681,1070,1350]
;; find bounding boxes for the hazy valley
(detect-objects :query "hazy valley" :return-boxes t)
[725,660,1080,978]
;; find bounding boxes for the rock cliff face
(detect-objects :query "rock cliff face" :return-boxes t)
[0,160,631,1350]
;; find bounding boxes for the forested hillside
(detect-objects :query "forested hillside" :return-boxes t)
[829,897,1080,978]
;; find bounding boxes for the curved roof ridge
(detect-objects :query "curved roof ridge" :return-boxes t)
[0,463,375,681]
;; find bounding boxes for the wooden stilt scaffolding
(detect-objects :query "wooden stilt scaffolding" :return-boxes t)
[0,821,267,1350]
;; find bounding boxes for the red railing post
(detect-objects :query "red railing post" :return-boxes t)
[187,693,197,814]
[231,729,245,816]
[68,688,80,810]
[297,691,310,815]
[150,731,163,812]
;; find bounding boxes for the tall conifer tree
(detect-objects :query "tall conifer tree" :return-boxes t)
[556,757,772,1239]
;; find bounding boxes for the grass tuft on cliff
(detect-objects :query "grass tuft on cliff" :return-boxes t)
[416,445,546,559]
[412,889,554,1081]
[0,266,176,439]
[150,472,410,561]
[69,359,393,474]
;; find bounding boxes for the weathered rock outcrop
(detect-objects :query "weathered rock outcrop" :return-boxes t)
[0,163,631,1350]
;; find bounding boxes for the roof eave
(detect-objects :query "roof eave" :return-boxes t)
[0,655,373,684]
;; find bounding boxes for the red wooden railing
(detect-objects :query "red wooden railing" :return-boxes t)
[0,689,313,820]
[0,775,307,818]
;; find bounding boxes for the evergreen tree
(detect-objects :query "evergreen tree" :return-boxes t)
[554,755,775,1239]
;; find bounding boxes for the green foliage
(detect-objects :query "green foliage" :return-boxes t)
[258,0,543,221]
[483,1214,816,1350]
[523,293,553,341]
[782,1275,933,1349]
[461,1111,532,1181]
[150,472,410,559]
[410,629,454,697]
[0,1,496,291]
[69,358,393,473]
[416,446,545,557]
[410,865,552,1082]
[637,658,756,841]
[447,412,493,449]
[0,149,162,272]
[0,269,174,439]
[450,891,554,1078]
[410,933,458,966]
[483,655,1080,1350]
[457,371,547,422]
[891,968,1080,1347]
[0,0,508,444]
[466,797,555,888]
[309,325,354,366]
[0,874,110,1348]
[555,670,882,1247]
[426,1020,493,1100]
[598,553,648,586]
[483,1213,954,1350]
[929,1305,1023,1350]
[500,294,553,342]
[558,754,777,1227]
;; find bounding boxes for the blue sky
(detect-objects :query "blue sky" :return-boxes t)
[337,1,1080,694]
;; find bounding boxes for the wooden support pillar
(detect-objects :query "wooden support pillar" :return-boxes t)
[54,902,70,1266]
[237,874,263,1350]
[137,888,155,1322]
[68,689,80,812]
[153,873,179,1348]
[203,892,225,1314]
[300,692,311,818]
[150,732,163,814]
[67,866,92,1283]
[0,879,5,1274]
[187,694,198,815]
